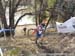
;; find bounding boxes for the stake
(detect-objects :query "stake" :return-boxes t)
[3,24,6,40]
[0,18,6,40]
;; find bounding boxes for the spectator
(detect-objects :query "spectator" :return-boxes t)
[23,27,27,35]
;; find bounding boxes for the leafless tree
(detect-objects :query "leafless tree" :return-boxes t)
[0,0,33,36]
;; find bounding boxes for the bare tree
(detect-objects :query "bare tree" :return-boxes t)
[56,0,75,22]
[0,0,7,28]
[0,0,34,36]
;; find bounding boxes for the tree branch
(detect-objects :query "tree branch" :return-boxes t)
[14,13,33,28]
[14,0,21,12]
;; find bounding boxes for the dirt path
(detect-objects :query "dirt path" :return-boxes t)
[0,26,75,56]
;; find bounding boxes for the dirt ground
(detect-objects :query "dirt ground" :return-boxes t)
[0,25,75,56]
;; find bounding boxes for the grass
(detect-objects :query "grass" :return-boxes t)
[9,48,20,56]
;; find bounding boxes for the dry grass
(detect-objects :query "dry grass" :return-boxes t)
[0,25,75,55]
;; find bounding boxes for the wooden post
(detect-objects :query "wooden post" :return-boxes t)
[0,18,6,40]
[3,24,6,40]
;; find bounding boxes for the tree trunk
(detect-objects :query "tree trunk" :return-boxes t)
[35,0,38,26]
[0,0,8,28]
